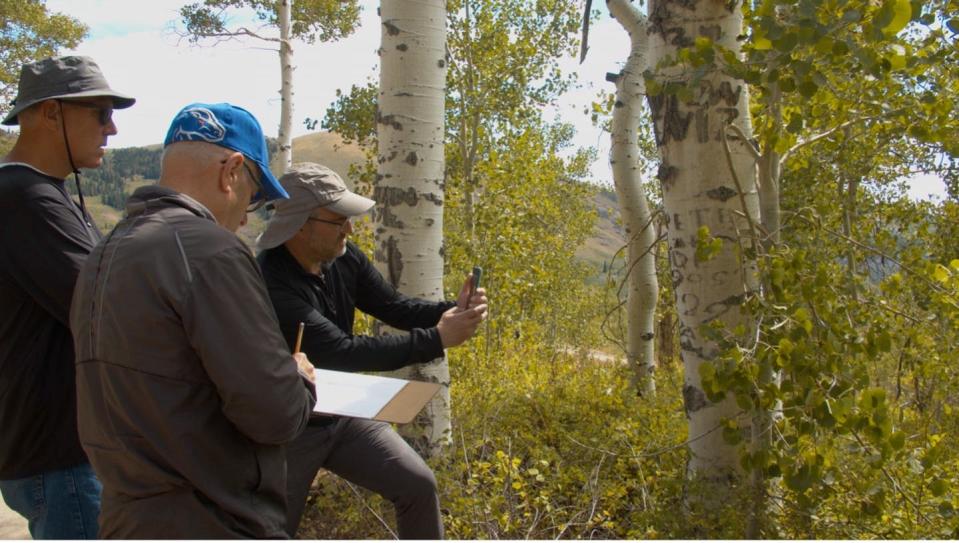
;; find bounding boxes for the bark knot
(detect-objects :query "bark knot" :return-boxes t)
[683,385,708,416]
[706,186,737,202]
[383,21,401,36]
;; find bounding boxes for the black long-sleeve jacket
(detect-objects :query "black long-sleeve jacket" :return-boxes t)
[257,243,455,374]
[0,163,100,479]
[71,185,315,538]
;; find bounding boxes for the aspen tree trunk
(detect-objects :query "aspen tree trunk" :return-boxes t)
[608,0,658,395]
[646,0,761,514]
[278,0,294,171]
[375,0,449,454]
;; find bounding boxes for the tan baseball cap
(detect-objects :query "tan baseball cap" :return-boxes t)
[257,162,374,251]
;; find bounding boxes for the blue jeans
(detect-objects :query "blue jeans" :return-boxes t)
[0,463,101,539]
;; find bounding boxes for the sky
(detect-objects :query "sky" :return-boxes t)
[41,0,945,200]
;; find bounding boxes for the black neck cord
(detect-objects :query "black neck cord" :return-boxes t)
[58,101,89,225]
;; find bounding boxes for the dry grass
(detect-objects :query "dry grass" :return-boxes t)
[271,132,368,189]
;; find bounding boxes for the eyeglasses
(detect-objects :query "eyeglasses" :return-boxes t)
[242,162,267,212]
[60,100,113,126]
[307,216,352,232]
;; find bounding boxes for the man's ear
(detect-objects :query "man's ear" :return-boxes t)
[218,152,244,194]
[32,100,62,131]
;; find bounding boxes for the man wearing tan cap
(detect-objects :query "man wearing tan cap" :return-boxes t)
[0,55,134,539]
[257,162,488,539]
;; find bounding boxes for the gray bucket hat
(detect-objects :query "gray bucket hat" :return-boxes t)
[257,162,375,251]
[2,56,135,126]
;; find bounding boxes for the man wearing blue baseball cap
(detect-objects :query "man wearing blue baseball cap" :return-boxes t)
[69,103,317,538]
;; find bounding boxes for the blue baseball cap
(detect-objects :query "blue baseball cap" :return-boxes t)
[163,102,288,201]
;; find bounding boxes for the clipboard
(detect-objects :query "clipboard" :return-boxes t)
[310,368,441,424]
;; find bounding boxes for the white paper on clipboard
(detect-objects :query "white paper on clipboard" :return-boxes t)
[311,369,408,419]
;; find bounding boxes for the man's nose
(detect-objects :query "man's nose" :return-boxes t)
[104,119,118,137]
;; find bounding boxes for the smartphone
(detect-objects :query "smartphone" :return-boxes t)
[464,266,482,308]
[471,266,483,292]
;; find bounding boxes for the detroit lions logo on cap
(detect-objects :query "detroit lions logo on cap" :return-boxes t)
[171,106,226,143]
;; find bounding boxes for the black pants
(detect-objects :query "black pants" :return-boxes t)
[285,418,443,539]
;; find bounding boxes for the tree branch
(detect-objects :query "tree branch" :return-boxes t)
[579,0,593,63]
[191,26,284,44]
[726,123,761,161]
[780,116,875,166]
[721,121,761,253]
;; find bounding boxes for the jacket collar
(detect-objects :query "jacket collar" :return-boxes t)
[125,184,216,222]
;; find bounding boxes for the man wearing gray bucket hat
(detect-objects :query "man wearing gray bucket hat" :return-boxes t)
[257,162,489,538]
[69,103,317,538]
[0,55,133,539]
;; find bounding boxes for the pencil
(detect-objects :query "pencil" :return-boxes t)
[293,322,305,353]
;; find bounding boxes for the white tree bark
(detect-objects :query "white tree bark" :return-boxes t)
[646,0,761,487]
[278,0,294,171]
[375,0,449,453]
[608,0,658,395]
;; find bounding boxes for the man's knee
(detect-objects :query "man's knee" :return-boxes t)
[399,461,438,501]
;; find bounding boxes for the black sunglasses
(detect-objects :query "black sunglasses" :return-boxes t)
[243,162,267,212]
[60,100,113,126]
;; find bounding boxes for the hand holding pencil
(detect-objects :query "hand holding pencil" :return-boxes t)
[292,322,315,383]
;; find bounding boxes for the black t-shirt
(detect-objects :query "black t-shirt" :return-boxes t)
[0,164,101,479]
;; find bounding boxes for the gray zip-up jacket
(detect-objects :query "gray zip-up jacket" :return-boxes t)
[70,185,316,539]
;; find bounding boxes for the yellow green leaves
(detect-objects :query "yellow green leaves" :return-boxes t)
[792,307,813,336]
[695,226,724,263]
[888,44,908,69]
[930,478,949,497]
[934,263,953,283]
[0,0,87,111]
[881,0,912,36]
[753,35,773,51]
[721,418,743,445]
[784,448,825,492]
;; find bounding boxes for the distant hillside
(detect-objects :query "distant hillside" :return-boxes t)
[271,132,368,189]
[70,131,625,271]
[577,188,624,277]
